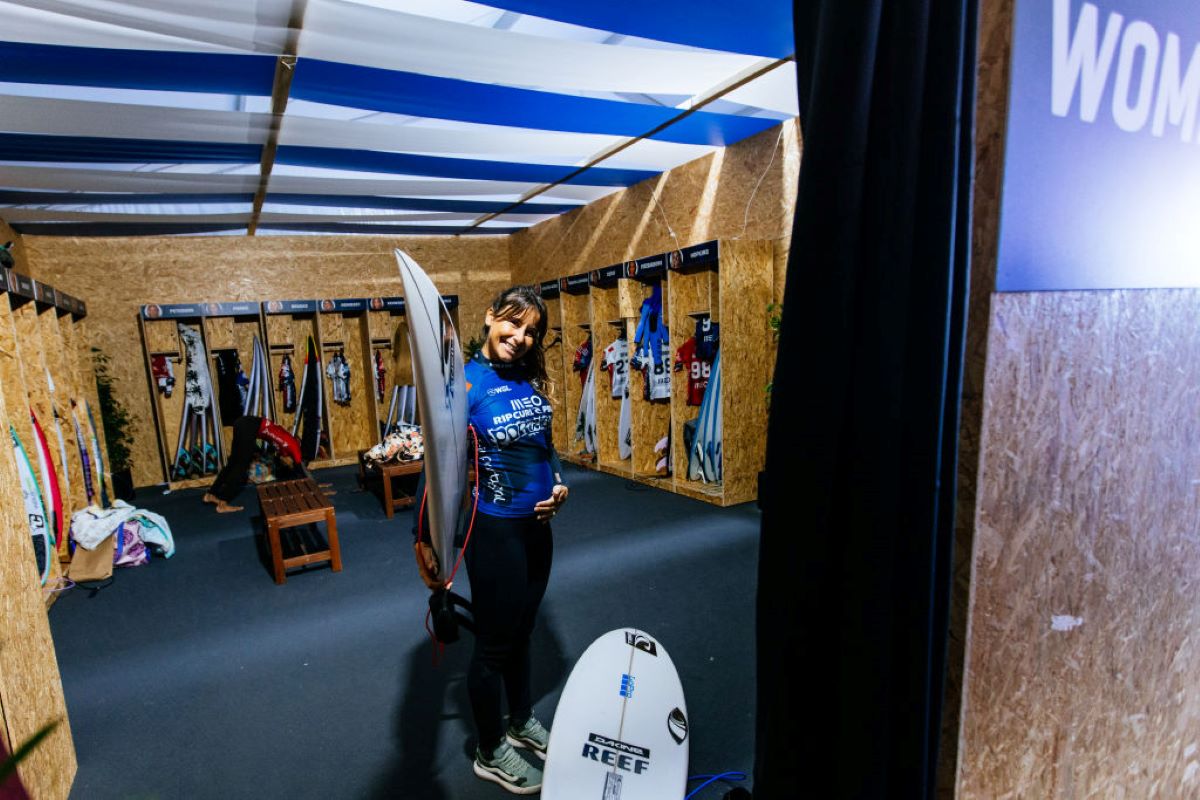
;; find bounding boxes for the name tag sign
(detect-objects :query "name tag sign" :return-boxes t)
[999,0,1200,290]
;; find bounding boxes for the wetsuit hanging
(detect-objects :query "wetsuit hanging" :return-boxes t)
[278,355,297,413]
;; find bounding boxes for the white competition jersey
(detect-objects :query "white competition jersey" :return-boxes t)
[641,341,672,401]
[601,337,630,398]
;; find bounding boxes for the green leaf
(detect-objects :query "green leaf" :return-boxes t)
[0,720,59,784]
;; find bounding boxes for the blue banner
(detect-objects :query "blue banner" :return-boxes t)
[559,273,592,294]
[9,273,36,299]
[999,0,1200,290]
[33,282,57,306]
[589,264,623,286]
[262,300,319,315]
[371,297,406,312]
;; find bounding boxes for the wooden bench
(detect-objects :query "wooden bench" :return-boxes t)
[256,477,341,584]
[358,451,423,519]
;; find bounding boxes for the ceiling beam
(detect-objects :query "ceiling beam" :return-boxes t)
[249,0,308,236]
[468,56,794,231]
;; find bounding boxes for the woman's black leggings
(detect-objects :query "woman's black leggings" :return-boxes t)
[463,513,553,753]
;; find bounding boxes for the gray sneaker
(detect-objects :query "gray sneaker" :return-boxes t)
[473,741,543,795]
[506,716,550,760]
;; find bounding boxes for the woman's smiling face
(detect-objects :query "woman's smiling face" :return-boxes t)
[483,306,541,363]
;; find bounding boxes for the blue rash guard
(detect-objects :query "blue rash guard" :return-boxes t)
[467,351,563,518]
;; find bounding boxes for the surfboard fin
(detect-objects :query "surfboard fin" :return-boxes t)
[429,588,475,643]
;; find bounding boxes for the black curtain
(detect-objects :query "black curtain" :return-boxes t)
[756,0,976,797]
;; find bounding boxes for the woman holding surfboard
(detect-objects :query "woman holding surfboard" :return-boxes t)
[414,285,568,795]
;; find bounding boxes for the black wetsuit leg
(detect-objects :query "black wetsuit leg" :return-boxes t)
[464,513,553,752]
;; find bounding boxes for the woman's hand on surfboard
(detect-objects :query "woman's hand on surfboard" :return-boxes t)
[534,484,569,522]
[414,541,445,590]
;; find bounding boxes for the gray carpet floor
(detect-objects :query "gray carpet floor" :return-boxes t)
[49,464,758,799]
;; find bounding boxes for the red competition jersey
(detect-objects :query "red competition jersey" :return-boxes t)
[674,337,711,406]
[258,417,302,463]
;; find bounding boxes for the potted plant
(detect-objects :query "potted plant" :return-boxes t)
[92,348,136,501]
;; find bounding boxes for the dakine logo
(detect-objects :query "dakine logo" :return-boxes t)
[624,632,658,656]
[581,733,651,776]
[619,674,635,698]
[667,708,689,745]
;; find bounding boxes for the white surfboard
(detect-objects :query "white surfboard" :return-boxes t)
[12,428,51,586]
[394,249,468,582]
[543,628,689,800]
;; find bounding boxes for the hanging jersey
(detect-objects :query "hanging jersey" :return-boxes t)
[572,336,593,387]
[695,316,720,362]
[467,351,557,517]
[600,337,629,398]
[674,337,712,406]
[637,340,672,401]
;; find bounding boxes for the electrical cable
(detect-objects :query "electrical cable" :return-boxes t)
[736,125,785,240]
[685,771,748,799]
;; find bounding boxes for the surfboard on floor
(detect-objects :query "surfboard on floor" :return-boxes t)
[542,628,689,799]
[394,249,468,584]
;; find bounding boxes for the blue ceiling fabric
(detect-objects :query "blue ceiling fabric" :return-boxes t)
[479,0,795,59]
[274,145,657,186]
[0,2,797,236]
[289,60,781,147]
[0,41,276,95]
[0,133,262,164]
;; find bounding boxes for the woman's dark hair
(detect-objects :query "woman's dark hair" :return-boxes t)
[483,285,551,396]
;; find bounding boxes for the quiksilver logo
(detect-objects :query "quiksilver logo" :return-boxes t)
[625,632,657,656]
[668,708,688,745]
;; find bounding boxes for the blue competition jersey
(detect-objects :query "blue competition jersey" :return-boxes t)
[467,351,558,517]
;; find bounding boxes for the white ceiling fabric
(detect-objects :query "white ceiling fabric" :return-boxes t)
[0,95,271,143]
[299,0,765,96]
[0,0,796,236]
[0,0,290,53]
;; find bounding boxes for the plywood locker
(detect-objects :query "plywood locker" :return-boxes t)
[587,267,633,478]
[623,254,672,492]
[537,281,569,461]
[367,297,412,441]
[262,301,328,463]
[668,239,771,507]
[201,305,267,465]
[138,306,221,490]
[315,299,375,465]
[557,275,593,466]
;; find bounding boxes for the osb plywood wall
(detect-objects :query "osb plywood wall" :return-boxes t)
[23,236,510,487]
[938,0,1012,794]
[509,118,801,301]
[0,299,76,799]
[959,290,1200,798]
